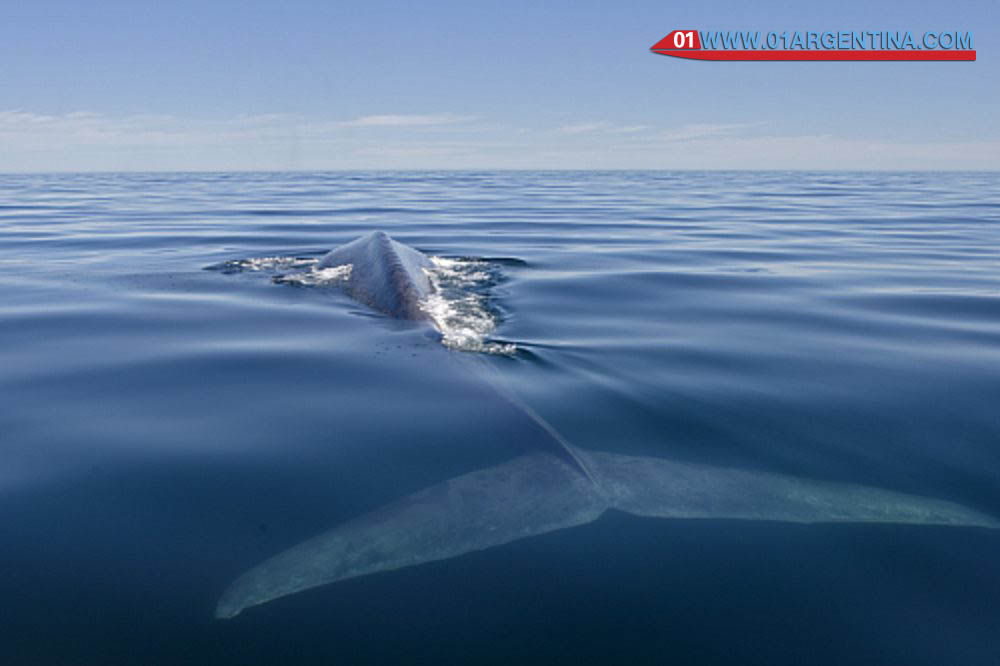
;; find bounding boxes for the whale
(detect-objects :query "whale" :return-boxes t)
[215,230,999,619]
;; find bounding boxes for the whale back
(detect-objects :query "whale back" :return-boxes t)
[318,231,433,320]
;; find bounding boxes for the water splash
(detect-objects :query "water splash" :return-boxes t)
[207,256,319,274]
[421,257,516,355]
[274,263,352,286]
[213,253,516,355]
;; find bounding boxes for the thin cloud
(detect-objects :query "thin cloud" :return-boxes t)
[0,110,996,171]
[554,122,612,135]
[340,113,473,127]
[554,121,754,139]
[656,122,764,141]
[0,110,473,139]
[0,110,479,154]
[554,121,650,135]
[607,124,651,134]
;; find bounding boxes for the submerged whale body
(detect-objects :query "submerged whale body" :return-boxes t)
[216,231,999,619]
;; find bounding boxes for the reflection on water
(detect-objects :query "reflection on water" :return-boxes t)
[1,171,999,665]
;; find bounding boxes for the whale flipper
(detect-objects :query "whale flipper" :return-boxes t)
[216,450,996,619]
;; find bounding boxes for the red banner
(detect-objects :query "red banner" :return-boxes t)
[650,31,976,61]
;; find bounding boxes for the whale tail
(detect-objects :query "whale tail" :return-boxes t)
[216,450,997,619]
[215,453,603,619]
[590,451,998,527]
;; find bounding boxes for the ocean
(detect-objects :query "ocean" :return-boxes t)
[2,170,999,664]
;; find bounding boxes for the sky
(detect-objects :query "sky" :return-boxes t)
[1,0,997,171]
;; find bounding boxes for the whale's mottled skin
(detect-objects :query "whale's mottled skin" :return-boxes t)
[317,230,434,320]
[215,231,1000,620]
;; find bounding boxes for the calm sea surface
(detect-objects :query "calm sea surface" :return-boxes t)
[2,171,999,664]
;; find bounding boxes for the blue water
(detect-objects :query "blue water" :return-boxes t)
[2,171,999,664]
